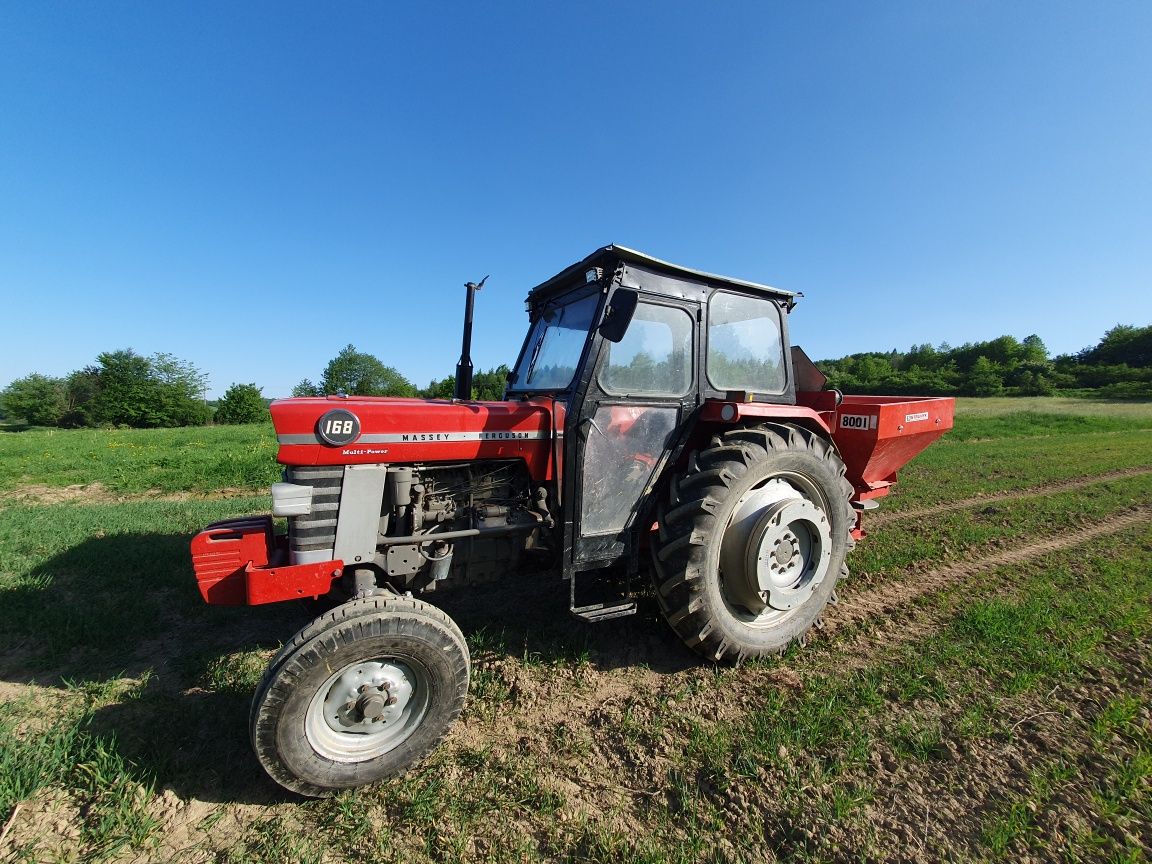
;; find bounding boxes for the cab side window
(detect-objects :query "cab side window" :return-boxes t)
[601,302,693,397]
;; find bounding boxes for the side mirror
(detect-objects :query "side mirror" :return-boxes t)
[598,289,638,343]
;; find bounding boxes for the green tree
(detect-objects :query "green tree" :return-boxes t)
[215,383,268,424]
[421,365,510,400]
[964,356,1004,396]
[90,350,153,426]
[0,373,67,426]
[320,345,416,397]
[1081,324,1152,367]
[62,367,101,427]
[292,379,322,397]
[901,343,941,371]
[89,349,211,427]
[1021,334,1048,364]
[150,352,212,426]
[422,375,456,399]
[472,365,510,400]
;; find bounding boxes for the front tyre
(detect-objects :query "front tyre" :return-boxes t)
[652,423,855,663]
[251,596,469,796]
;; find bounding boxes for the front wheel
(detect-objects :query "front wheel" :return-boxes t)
[251,596,470,796]
[652,423,855,663]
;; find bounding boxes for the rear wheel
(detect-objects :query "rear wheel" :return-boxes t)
[251,596,469,796]
[652,423,854,662]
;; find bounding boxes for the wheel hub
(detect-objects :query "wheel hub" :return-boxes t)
[323,663,412,733]
[773,536,796,567]
[305,658,430,762]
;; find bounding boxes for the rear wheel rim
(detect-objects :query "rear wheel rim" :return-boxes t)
[718,474,834,627]
[305,657,431,763]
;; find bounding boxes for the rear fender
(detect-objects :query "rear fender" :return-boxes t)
[643,401,837,526]
[685,400,860,537]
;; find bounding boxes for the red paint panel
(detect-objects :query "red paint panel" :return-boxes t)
[271,396,554,480]
[245,560,342,606]
[190,516,342,606]
[551,398,567,501]
[190,516,276,605]
[699,401,832,434]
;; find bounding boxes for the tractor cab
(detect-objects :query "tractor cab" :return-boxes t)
[506,246,802,618]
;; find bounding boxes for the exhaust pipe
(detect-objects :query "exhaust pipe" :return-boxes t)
[454,275,487,400]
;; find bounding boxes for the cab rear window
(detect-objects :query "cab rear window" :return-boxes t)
[707,292,786,393]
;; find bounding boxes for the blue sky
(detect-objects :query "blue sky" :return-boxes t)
[2,2,1150,398]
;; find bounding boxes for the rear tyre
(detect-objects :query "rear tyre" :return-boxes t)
[251,596,469,796]
[652,423,854,663]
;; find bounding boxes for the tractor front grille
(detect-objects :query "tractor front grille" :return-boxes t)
[285,466,343,564]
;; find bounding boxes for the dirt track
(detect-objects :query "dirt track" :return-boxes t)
[868,466,1152,528]
[833,505,1152,634]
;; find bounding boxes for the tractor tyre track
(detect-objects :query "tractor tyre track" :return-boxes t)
[867,466,1152,529]
[828,505,1152,638]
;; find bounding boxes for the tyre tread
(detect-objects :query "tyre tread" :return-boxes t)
[250,596,469,797]
[652,422,855,663]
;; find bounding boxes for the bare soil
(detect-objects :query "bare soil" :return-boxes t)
[0,482,258,505]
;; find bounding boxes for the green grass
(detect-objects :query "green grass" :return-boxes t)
[1,680,161,858]
[0,497,284,671]
[856,471,1152,578]
[881,428,1152,513]
[953,395,1152,419]
[949,408,1152,440]
[0,423,279,494]
[2,396,1151,861]
[637,525,1152,863]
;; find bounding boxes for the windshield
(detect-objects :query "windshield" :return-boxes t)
[510,292,601,390]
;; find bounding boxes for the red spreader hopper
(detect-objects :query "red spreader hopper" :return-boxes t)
[831,395,955,501]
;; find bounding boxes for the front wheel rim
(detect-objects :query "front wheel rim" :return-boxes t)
[304,657,431,763]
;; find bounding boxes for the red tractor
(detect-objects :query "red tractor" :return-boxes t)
[191,246,954,795]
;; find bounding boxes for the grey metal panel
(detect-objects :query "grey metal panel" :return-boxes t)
[612,247,793,297]
[271,482,313,517]
[293,548,336,565]
[333,464,388,565]
[618,263,712,304]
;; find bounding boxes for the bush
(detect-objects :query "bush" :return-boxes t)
[0,374,68,426]
[1095,382,1152,400]
[214,383,268,424]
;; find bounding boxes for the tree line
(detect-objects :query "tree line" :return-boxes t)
[816,324,1152,399]
[3,325,1149,429]
[0,343,511,428]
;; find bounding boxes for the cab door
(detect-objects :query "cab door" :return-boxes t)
[570,297,698,568]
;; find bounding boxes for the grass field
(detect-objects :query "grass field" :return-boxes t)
[1,398,1150,862]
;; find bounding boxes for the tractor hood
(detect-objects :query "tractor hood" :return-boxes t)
[270,396,555,479]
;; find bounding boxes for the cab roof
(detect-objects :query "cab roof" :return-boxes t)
[526,245,797,305]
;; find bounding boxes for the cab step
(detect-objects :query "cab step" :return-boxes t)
[570,601,637,623]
